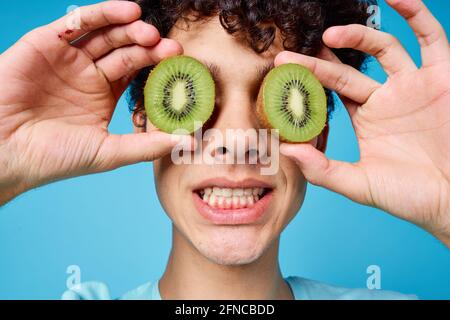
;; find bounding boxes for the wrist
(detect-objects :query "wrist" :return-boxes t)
[429,219,450,249]
[0,173,27,205]
[0,148,28,206]
[428,196,450,249]
[435,232,450,249]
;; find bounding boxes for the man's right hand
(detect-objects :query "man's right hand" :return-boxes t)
[0,1,191,204]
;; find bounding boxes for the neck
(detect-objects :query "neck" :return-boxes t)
[159,226,293,300]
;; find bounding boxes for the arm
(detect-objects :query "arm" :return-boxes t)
[276,0,450,248]
[0,1,192,206]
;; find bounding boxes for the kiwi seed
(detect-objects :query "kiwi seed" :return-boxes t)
[144,55,215,134]
[256,63,327,143]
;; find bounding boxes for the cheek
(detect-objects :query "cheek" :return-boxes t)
[152,157,166,190]
[153,155,184,218]
[278,156,307,222]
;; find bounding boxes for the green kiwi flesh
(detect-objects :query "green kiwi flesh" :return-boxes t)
[256,63,327,143]
[144,55,215,134]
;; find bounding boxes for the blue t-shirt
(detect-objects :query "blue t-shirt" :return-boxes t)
[61,277,418,300]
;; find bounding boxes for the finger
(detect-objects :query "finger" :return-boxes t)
[323,24,417,75]
[386,0,450,66]
[111,70,141,101]
[275,51,381,104]
[279,143,372,205]
[96,131,196,170]
[49,1,142,42]
[317,47,362,117]
[95,39,183,82]
[76,20,161,60]
[317,46,341,63]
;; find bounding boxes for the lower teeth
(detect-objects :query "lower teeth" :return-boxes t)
[201,194,261,209]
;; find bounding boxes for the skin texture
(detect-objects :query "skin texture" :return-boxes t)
[139,16,323,299]
[0,0,449,299]
[0,1,193,204]
[276,0,450,246]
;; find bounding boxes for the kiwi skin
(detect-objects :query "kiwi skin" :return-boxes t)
[256,64,327,143]
[144,55,215,135]
[256,76,272,138]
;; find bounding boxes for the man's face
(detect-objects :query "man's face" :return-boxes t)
[146,16,320,265]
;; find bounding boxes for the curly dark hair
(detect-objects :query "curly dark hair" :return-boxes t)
[128,0,377,125]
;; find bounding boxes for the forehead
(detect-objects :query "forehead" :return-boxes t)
[167,15,283,80]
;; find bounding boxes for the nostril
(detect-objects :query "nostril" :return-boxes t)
[216,147,228,156]
[247,149,258,158]
[247,148,259,163]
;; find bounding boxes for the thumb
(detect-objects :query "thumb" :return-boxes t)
[94,131,195,171]
[280,143,371,205]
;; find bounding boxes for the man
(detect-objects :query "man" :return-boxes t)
[0,0,448,299]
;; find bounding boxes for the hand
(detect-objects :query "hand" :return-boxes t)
[0,1,191,204]
[276,0,450,246]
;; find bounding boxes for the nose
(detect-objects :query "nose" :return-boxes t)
[204,93,262,164]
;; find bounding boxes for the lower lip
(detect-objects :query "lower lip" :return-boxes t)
[192,191,273,225]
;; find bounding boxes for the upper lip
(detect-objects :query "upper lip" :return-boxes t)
[193,177,275,191]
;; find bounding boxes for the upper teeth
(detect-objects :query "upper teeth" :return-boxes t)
[199,187,265,209]
[203,187,264,197]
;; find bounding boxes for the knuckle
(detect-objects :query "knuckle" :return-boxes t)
[374,34,398,59]
[79,4,110,32]
[124,25,136,44]
[102,30,116,49]
[120,51,136,73]
[79,16,93,32]
[334,69,350,93]
[97,2,112,25]
[349,26,368,48]
[99,7,112,27]
[309,59,319,76]
[145,150,158,162]
[418,29,444,47]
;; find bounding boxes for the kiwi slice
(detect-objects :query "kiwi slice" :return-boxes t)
[144,55,215,134]
[256,63,327,143]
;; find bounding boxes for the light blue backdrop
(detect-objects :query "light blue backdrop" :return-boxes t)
[0,0,449,300]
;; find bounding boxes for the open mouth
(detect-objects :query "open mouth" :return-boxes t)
[195,187,272,209]
[192,179,274,225]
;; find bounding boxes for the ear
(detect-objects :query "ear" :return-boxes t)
[316,123,329,153]
[132,105,147,133]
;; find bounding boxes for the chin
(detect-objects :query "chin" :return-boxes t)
[194,225,268,266]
